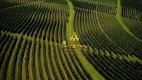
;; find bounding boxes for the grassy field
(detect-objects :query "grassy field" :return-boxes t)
[66,0,75,42]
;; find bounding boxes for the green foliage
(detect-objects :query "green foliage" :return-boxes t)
[0,0,142,80]
[116,0,142,43]
[79,0,117,6]
[76,49,105,80]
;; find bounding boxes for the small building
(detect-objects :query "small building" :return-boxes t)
[70,32,79,48]
[62,40,67,47]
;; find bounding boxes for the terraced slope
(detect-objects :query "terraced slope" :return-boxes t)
[0,0,142,80]
[0,0,40,10]
[70,0,116,14]
[82,48,142,80]
[73,0,142,59]
[0,1,93,80]
[0,1,69,42]
[121,0,142,40]
[44,0,68,5]
[70,0,117,6]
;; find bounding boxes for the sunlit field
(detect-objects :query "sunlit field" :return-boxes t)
[0,0,142,80]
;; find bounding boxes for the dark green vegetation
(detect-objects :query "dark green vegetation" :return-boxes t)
[0,0,142,80]
[121,0,142,39]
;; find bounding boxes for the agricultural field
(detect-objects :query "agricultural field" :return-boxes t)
[0,0,142,80]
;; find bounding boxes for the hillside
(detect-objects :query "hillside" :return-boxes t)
[0,0,142,80]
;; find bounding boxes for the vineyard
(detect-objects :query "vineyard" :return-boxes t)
[0,0,142,80]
